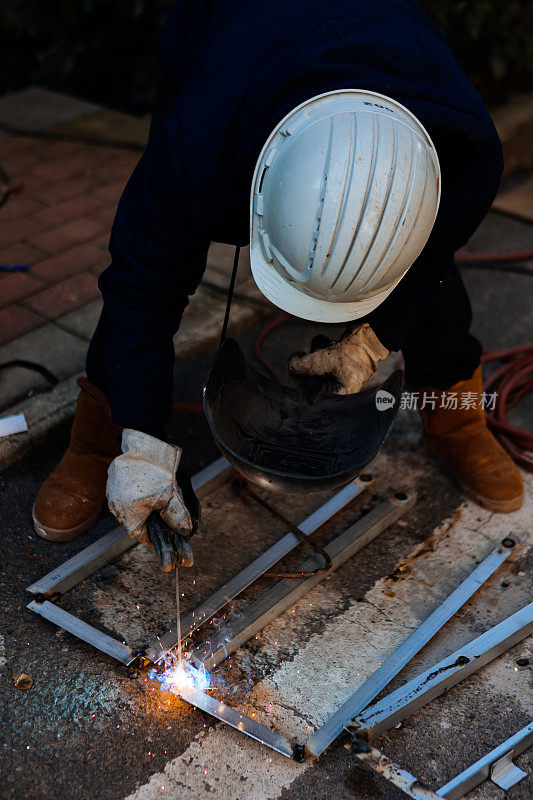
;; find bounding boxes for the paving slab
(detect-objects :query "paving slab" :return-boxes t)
[492,175,533,222]
[0,323,88,411]
[0,88,99,134]
[55,298,103,341]
[49,109,150,147]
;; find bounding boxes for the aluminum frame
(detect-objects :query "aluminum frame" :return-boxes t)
[353,601,533,740]
[174,685,296,758]
[306,534,523,758]
[26,457,232,664]
[26,458,372,667]
[27,458,528,794]
[145,475,372,662]
[191,491,416,671]
[437,722,532,798]
[171,490,416,760]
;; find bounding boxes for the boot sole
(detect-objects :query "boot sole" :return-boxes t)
[32,504,102,542]
[423,436,523,514]
[456,482,523,514]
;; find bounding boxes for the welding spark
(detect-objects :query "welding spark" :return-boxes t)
[149,655,210,694]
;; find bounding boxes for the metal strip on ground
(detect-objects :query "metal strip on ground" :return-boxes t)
[191,491,416,672]
[173,686,295,759]
[437,721,533,799]
[145,476,372,663]
[27,600,136,665]
[353,602,533,739]
[27,456,231,599]
[306,534,523,758]
[348,736,442,800]
[27,527,136,598]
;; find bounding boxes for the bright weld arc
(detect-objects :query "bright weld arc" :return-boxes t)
[148,653,211,694]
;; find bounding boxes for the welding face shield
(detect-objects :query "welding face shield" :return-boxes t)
[203,338,403,493]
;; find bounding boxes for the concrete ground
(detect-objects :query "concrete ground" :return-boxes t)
[0,207,532,800]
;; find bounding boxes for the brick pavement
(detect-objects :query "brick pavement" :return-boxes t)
[0,135,139,346]
[0,125,261,416]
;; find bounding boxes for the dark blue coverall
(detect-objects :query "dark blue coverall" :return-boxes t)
[86,0,503,436]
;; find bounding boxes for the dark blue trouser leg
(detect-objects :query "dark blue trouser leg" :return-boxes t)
[402,263,482,390]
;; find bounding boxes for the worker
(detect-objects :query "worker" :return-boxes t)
[33,0,523,564]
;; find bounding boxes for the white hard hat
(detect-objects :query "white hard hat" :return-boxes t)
[250,90,441,322]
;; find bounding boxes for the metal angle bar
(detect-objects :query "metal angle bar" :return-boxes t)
[437,721,533,799]
[27,527,136,598]
[192,491,416,673]
[191,457,232,499]
[353,602,533,740]
[145,477,371,663]
[348,736,442,800]
[27,600,136,665]
[306,534,523,758]
[26,456,231,599]
[173,685,294,759]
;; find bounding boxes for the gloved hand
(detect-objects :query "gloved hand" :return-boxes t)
[288,323,389,395]
[106,429,200,570]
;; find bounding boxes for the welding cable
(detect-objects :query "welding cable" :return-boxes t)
[456,249,533,276]
[0,359,59,385]
[456,249,533,263]
[481,344,533,470]
[232,475,333,578]
[254,314,290,384]
[172,402,204,414]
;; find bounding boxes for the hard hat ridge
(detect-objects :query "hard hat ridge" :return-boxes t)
[250,90,440,321]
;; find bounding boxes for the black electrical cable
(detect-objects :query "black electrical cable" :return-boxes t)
[233,476,333,578]
[0,360,59,386]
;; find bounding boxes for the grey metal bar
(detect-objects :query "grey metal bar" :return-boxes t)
[27,600,136,665]
[191,456,232,498]
[306,534,523,758]
[145,477,372,663]
[173,685,294,759]
[27,456,232,598]
[348,736,442,800]
[191,491,416,672]
[353,602,533,740]
[27,527,136,598]
[437,722,533,799]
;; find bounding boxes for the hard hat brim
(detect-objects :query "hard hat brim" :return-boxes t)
[250,249,403,322]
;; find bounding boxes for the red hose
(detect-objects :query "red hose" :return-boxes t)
[172,402,204,414]
[456,249,533,263]
[254,314,290,384]
[481,345,533,470]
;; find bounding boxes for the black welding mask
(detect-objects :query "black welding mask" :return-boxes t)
[203,338,403,493]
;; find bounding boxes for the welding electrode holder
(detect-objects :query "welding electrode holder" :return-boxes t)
[146,467,201,572]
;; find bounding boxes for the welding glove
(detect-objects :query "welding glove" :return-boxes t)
[288,323,389,395]
[106,429,199,570]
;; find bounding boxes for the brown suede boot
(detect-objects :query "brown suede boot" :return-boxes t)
[419,367,523,513]
[33,386,122,541]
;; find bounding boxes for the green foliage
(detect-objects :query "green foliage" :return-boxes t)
[421,0,533,103]
[2,0,174,113]
[1,1,532,112]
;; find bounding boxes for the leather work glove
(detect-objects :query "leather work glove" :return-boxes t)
[288,323,389,395]
[106,429,200,571]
